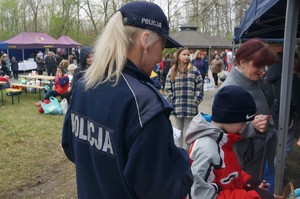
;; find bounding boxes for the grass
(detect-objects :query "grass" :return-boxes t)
[0,89,299,197]
[0,91,73,196]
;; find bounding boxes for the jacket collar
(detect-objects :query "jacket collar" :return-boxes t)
[123,59,154,84]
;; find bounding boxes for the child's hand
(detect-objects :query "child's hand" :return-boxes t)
[258,180,270,191]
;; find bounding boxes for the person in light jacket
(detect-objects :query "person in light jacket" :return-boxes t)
[164,47,203,151]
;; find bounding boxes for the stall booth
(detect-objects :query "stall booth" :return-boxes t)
[4,32,67,71]
[57,35,81,48]
[57,35,81,64]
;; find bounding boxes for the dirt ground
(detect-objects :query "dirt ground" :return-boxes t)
[2,159,77,199]
[1,86,217,199]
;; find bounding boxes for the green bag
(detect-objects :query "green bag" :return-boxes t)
[41,97,63,115]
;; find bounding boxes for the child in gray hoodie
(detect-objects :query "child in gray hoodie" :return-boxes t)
[185,85,276,199]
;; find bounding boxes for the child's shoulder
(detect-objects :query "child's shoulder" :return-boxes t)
[193,136,220,155]
[191,137,222,164]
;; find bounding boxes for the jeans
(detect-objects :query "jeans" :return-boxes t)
[170,115,192,152]
[212,73,218,86]
[43,90,59,101]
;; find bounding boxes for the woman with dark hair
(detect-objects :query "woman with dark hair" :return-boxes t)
[71,47,93,87]
[165,47,203,151]
[220,39,277,192]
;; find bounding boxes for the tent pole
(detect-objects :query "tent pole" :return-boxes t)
[208,47,211,63]
[22,49,25,61]
[274,0,299,195]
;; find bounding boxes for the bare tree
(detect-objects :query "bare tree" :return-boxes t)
[0,0,252,46]
[79,0,101,35]
[27,0,42,32]
[177,0,251,39]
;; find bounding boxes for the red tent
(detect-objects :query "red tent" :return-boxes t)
[57,35,81,48]
[5,32,64,49]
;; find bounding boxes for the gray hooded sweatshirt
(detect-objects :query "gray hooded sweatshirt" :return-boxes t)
[185,113,223,199]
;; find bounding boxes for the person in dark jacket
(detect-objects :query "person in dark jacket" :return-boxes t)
[61,2,193,199]
[36,51,45,75]
[71,47,94,88]
[192,50,209,80]
[0,54,10,76]
[10,56,19,80]
[263,52,300,159]
[160,52,172,89]
[44,51,56,76]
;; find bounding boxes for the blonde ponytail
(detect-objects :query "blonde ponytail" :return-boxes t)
[84,12,135,89]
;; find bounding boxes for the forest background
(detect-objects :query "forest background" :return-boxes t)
[0,0,251,46]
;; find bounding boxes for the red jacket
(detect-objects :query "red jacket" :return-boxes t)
[214,133,261,199]
[54,74,69,94]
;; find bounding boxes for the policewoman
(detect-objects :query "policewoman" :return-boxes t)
[62,1,193,199]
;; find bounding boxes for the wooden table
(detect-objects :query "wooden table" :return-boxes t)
[11,83,44,100]
[19,74,55,81]
[0,81,7,107]
[5,88,22,105]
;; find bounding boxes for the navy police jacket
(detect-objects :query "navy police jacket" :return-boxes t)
[62,59,193,199]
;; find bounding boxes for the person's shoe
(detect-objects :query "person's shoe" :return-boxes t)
[35,102,41,107]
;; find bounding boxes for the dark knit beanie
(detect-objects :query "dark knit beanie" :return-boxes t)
[212,85,257,123]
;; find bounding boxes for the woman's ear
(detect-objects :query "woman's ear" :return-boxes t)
[140,31,150,55]
[239,59,246,67]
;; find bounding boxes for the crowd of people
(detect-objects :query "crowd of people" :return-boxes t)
[0,44,95,110]
[155,48,233,92]
[59,1,300,199]
[0,47,80,78]
[35,47,94,107]
[0,46,94,111]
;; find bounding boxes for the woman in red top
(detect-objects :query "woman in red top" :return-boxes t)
[35,66,69,107]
